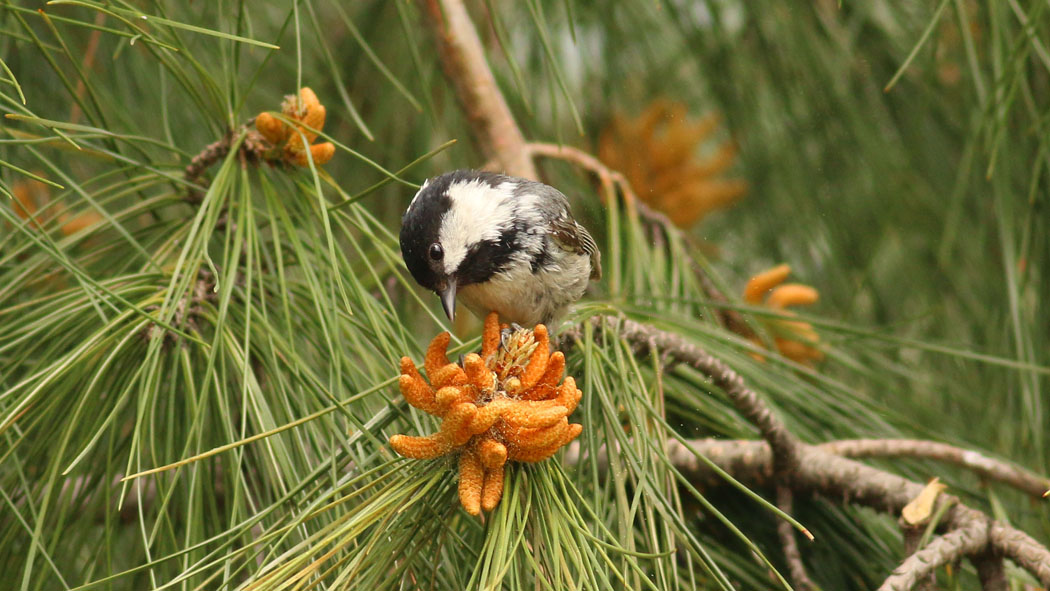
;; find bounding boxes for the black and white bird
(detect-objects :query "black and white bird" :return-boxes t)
[399,170,601,328]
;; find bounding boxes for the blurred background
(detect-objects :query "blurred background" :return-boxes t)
[1,1,1047,589]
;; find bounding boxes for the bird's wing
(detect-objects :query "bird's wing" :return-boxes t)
[549,215,602,281]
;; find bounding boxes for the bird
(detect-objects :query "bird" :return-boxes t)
[399,170,601,328]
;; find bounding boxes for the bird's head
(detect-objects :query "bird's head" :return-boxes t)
[399,170,529,321]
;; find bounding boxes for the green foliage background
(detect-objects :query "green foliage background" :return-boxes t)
[0,1,1046,589]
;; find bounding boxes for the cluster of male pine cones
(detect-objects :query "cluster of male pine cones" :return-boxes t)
[255,87,335,167]
[389,313,583,515]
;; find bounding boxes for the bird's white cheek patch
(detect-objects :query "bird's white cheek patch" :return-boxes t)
[439,180,516,274]
[407,178,430,212]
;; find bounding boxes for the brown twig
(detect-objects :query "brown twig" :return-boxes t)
[655,438,1050,587]
[878,520,987,591]
[971,548,1008,591]
[143,269,218,345]
[566,316,801,474]
[819,439,1050,498]
[523,142,748,333]
[183,125,268,204]
[899,518,936,591]
[416,0,535,179]
[776,486,815,590]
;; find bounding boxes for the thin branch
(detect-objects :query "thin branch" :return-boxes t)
[899,519,935,591]
[971,549,1008,591]
[878,521,988,591]
[184,134,232,202]
[656,438,1050,587]
[524,142,748,333]
[819,439,1050,498]
[416,0,535,179]
[567,316,801,474]
[775,486,815,591]
[183,125,267,204]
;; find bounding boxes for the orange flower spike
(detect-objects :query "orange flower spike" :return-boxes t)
[424,332,453,380]
[255,112,287,145]
[283,88,323,153]
[551,377,583,414]
[463,353,494,391]
[500,402,567,429]
[507,418,569,451]
[458,449,484,516]
[430,365,468,390]
[508,423,582,463]
[468,399,511,434]
[519,351,565,401]
[481,466,505,512]
[443,402,479,446]
[435,385,469,415]
[389,432,452,459]
[389,314,584,514]
[743,264,791,304]
[778,319,819,343]
[398,357,439,414]
[766,284,819,309]
[515,324,550,393]
[481,312,501,360]
[299,97,325,143]
[291,142,335,167]
[309,142,335,165]
[775,339,825,363]
[59,211,102,236]
[478,438,508,469]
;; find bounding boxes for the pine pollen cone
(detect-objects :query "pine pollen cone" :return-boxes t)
[254,86,335,167]
[388,312,583,516]
[743,264,823,364]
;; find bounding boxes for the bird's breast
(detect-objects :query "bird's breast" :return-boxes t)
[458,252,590,327]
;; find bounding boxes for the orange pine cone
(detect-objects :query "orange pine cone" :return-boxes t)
[458,449,484,516]
[389,433,452,459]
[463,353,494,391]
[741,264,823,365]
[467,399,511,435]
[505,418,569,451]
[515,325,549,392]
[743,264,792,304]
[481,312,501,359]
[508,423,582,463]
[388,312,584,515]
[499,401,568,428]
[424,332,452,378]
[255,112,287,145]
[441,402,478,446]
[481,465,505,512]
[478,438,508,469]
[599,100,746,227]
[430,364,468,389]
[399,358,438,414]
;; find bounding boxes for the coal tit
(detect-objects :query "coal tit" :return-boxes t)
[399,170,601,327]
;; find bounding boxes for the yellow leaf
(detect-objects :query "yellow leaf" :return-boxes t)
[901,477,947,525]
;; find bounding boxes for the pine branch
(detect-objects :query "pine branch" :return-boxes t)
[819,439,1050,498]
[657,438,1050,588]
[415,0,535,178]
[564,316,801,474]
[776,486,815,591]
[879,520,988,591]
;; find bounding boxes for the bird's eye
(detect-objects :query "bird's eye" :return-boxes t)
[428,243,444,261]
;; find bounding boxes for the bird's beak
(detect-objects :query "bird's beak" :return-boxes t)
[438,280,457,321]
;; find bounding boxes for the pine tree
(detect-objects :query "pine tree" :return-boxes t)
[1,1,1048,589]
